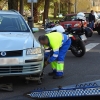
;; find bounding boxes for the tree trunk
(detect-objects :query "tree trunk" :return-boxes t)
[8,0,18,10]
[0,6,2,10]
[19,0,24,15]
[54,2,58,18]
[33,6,38,23]
[33,0,45,23]
[43,0,50,24]
[60,3,62,13]
[68,0,71,14]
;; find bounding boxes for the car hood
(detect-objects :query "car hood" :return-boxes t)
[60,21,83,28]
[0,32,34,51]
[60,21,81,24]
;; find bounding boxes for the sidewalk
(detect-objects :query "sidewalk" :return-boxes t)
[34,22,43,28]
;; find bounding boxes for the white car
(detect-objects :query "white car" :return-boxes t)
[0,10,44,76]
[94,12,99,20]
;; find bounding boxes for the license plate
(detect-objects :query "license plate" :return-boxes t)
[80,34,87,41]
[0,58,19,65]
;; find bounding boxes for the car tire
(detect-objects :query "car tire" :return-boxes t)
[97,29,100,35]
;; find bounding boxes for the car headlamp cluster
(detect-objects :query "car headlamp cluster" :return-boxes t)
[26,48,41,55]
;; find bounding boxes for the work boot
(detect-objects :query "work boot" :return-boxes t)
[53,75,63,79]
[48,72,56,76]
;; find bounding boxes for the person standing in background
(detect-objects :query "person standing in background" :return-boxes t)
[88,10,95,30]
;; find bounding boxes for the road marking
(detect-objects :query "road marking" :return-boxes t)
[85,43,100,52]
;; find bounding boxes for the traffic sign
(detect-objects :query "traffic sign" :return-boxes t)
[27,0,38,3]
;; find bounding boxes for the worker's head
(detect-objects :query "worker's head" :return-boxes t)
[38,35,49,45]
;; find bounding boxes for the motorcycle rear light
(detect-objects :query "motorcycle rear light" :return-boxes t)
[72,36,76,40]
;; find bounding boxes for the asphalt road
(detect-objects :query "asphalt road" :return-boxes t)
[1,30,100,100]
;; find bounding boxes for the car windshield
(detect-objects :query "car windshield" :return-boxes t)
[64,15,77,21]
[0,14,30,32]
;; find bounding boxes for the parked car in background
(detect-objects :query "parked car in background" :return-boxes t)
[97,13,100,19]
[60,12,100,35]
[0,10,44,77]
[59,13,87,29]
[59,13,93,37]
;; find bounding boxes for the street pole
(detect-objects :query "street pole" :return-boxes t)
[75,0,77,13]
[20,0,24,15]
[31,0,34,27]
[59,1,60,14]
[90,0,92,10]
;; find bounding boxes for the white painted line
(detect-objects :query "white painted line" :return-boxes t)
[85,43,100,52]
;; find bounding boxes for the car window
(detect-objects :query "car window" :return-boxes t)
[85,13,89,17]
[64,15,77,21]
[0,14,30,32]
[97,13,100,18]
[85,13,89,21]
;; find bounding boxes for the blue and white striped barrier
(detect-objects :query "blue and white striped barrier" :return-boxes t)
[26,80,100,99]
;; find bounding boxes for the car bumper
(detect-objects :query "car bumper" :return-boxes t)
[0,54,44,77]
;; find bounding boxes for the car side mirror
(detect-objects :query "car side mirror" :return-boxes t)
[32,28,39,33]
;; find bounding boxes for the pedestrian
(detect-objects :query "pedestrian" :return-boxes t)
[88,10,95,30]
[38,32,71,79]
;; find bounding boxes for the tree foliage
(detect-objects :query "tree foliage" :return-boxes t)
[0,0,8,9]
[0,0,74,22]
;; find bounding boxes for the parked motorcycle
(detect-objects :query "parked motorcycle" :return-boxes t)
[84,27,93,37]
[45,20,86,57]
[65,20,87,57]
[65,28,86,57]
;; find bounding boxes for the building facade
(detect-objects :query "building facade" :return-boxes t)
[71,0,100,13]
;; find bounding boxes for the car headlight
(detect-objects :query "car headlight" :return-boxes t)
[74,24,79,27]
[26,48,41,55]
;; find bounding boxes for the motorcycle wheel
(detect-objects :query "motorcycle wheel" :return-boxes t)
[85,27,93,37]
[71,40,86,57]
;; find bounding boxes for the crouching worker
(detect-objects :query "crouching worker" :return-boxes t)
[38,32,71,79]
